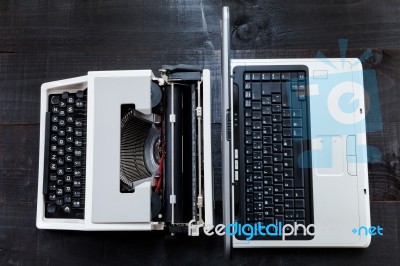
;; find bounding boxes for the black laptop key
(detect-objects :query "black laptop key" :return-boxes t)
[252,83,261,100]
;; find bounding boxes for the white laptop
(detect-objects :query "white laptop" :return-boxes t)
[221,6,371,255]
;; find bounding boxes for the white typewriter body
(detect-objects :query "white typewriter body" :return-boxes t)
[36,69,214,231]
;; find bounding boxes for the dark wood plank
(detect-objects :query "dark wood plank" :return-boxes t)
[1,1,400,53]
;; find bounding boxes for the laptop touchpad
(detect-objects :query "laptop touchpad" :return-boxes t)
[314,135,345,176]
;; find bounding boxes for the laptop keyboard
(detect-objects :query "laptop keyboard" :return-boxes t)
[43,90,87,219]
[233,68,313,239]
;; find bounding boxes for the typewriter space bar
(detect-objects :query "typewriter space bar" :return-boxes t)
[42,112,50,195]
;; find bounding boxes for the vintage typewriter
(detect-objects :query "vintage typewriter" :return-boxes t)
[36,65,213,233]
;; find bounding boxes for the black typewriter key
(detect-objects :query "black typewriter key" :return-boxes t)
[51,106,59,113]
[76,90,84,98]
[66,126,73,133]
[64,185,72,193]
[50,163,57,170]
[66,115,74,123]
[51,115,59,123]
[56,179,64,186]
[74,159,81,167]
[65,165,73,173]
[49,193,56,201]
[75,119,83,127]
[64,194,72,203]
[65,154,73,162]
[51,124,58,132]
[59,119,65,126]
[49,173,57,181]
[76,99,84,108]
[57,168,64,176]
[59,101,66,108]
[58,138,65,146]
[47,203,56,213]
[59,109,66,117]
[72,200,81,208]
[58,129,66,137]
[74,149,82,157]
[51,95,60,104]
[73,179,81,187]
[73,190,81,197]
[51,134,58,142]
[62,91,69,99]
[49,183,57,191]
[65,175,72,183]
[65,144,73,153]
[51,144,57,151]
[56,197,63,206]
[67,96,74,104]
[63,205,72,213]
[57,147,64,156]
[66,135,73,143]
[75,128,83,137]
[56,188,63,196]
[57,157,64,166]
[67,105,74,113]
[50,154,57,161]
[74,138,82,147]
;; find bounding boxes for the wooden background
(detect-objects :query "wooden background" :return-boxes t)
[0,0,399,265]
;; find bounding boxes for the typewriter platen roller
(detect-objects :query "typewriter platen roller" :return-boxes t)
[36,65,213,232]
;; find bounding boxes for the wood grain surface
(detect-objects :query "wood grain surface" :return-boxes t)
[0,0,399,265]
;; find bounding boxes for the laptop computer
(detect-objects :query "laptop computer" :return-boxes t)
[221,6,371,254]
